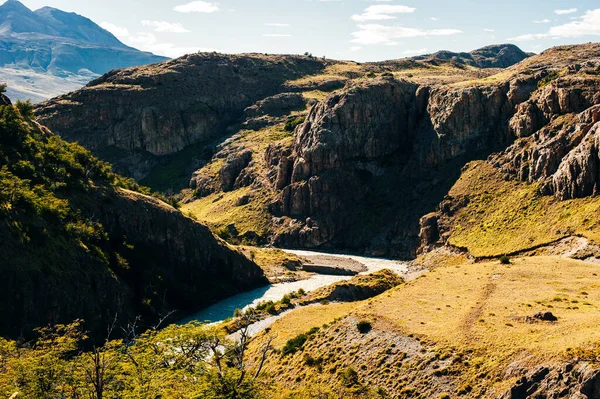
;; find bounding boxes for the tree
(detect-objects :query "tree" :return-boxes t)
[77,316,122,399]
[0,83,6,94]
[16,100,34,119]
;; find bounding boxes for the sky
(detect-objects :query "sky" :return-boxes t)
[9,0,600,61]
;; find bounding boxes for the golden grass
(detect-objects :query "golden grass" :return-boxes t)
[254,255,600,396]
[447,161,600,257]
[301,90,330,102]
[181,187,274,238]
[363,256,600,359]
[392,64,497,85]
[182,124,295,238]
[267,302,359,347]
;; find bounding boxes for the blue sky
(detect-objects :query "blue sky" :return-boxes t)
[11,0,600,61]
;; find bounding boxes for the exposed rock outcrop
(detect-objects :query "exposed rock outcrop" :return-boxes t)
[492,74,600,200]
[0,109,267,339]
[269,75,525,256]
[500,364,600,399]
[35,53,329,179]
[411,43,531,69]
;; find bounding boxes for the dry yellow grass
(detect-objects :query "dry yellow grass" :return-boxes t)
[364,256,600,357]
[267,302,359,347]
[447,161,600,257]
[301,90,330,102]
[181,187,274,238]
[253,255,600,396]
[182,124,295,238]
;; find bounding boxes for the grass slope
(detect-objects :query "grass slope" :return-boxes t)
[252,256,600,397]
[447,161,600,257]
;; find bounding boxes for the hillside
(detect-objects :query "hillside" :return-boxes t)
[34,44,533,254]
[247,255,600,398]
[0,0,167,102]
[0,96,266,339]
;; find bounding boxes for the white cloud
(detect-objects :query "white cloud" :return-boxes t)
[351,24,461,45]
[100,21,129,37]
[533,19,551,23]
[403,48,427,55]
[350,46,362,51]
[555,8,577,15]
[99,21,209,58]
[265,23,290,27]
[352,5,416,22]
[483,28,495,32]
[510,9,600,41]
[430,17,439,21]
[141,20,190,33]
[263,34,292,37]
[174,1,218,13]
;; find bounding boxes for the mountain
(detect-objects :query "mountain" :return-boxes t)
[8,39,600,398]
[34,44,534,252]
[410,43,532,68]
[0,0,167,102]
[0,96,266,339]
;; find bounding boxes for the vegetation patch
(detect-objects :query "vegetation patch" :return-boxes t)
[447,161,600,257]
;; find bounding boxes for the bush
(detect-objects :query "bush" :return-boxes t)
[339,367,359,387]
[357,320,372,334]
[215,226,232,241]
[284,116,305,132]
[499,255,511,265]
[281,294,292,306]
[282,333,308,356]
[16,100,34,119]
[281,327,319,356]
[0,83,6,94]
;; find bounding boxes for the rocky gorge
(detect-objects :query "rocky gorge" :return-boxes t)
[36,42,600,260]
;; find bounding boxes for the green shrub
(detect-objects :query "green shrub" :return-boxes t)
[499,255,511,265]
[16,100,34,119]
[284,116,306,132]
[538,71,560,88]
[282,333,308,356]
[357,320,372,334]
[339,367,359,387]
[215,226,232,241]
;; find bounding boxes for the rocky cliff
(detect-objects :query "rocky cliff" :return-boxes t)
[35,43,600,258]
[0,101,266,339]
[35,53,330,180]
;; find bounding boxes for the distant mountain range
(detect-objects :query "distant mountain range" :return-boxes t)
[0,0,167,102]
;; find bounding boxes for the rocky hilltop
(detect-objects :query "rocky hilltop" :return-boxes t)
[33,44,538,257]
[38,43,600,259]
[0,98,266,339]
[36,53,330,180]
[411,43,532,68]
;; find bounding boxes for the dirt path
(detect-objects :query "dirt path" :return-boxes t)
[460,278,498,341]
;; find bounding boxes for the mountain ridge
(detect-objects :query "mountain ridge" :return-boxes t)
[0,0,167,102]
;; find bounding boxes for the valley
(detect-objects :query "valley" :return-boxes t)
[1,3,600,394]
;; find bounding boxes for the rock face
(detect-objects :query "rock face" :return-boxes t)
[35,54,328,179]
[499,364,600,399]
[2,186,267,339]
[492,73,600,200]
[0,110,266,339]
[269,76,523,255]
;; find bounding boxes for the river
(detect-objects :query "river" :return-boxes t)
[183,250,409,325]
